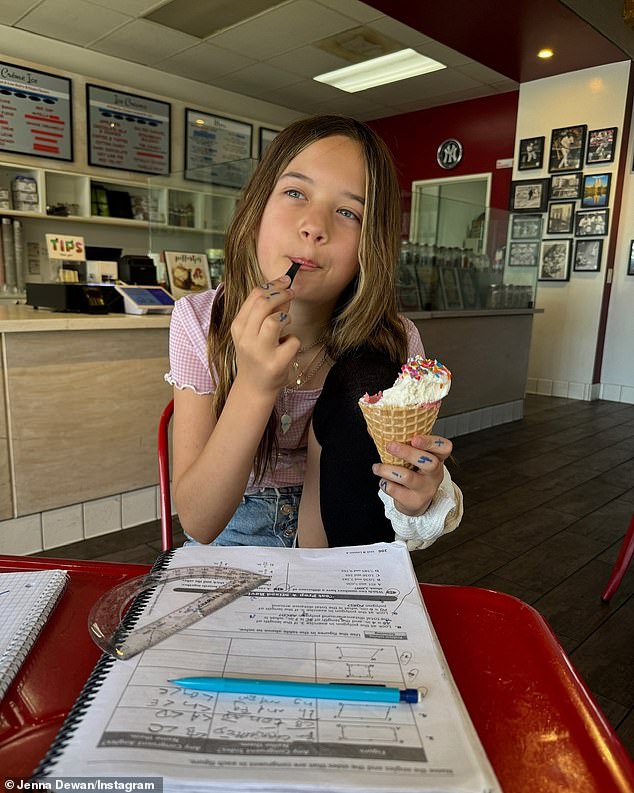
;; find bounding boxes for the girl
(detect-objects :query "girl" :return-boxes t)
[166,114,462,548]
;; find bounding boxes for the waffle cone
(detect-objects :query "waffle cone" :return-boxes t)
[359,400,440,468]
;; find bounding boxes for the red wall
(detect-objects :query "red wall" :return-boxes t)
[368,91,519,212]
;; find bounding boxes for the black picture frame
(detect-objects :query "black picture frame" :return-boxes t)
[0,60,73,162]
[581,172,611,208]
[517,136,545,171]
[548,125,587,172]
[586,127,617,164]
[547,201,575,234]
[258,127,278,158]
[575,208,609,237]
[510,213,543,240]
[629,241,634,275]
[573,239,603,272]
[86,84,170,175]
[538,239,572,281]
[508,241,540,267]
[184,108,253,187]
[549,171,583,201]
[509,179,549,212]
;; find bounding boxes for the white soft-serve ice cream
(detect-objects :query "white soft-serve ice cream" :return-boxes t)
[359,356,452,467]
[377,357,451,406]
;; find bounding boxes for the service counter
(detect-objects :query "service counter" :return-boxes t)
[0,305,538,551]
[0,305,171,523]
[407,308,538,417]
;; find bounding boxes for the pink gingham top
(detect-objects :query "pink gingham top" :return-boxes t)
[165,289,424,490]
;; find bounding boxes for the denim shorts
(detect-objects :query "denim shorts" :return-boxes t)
[183,485,302,548]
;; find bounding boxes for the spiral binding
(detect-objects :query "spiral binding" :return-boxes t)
[32,549,175,778]
[0,571,68,701]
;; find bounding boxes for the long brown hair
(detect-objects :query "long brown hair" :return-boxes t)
[208,114,408,479]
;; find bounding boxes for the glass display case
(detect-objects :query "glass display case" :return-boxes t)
[403,178,538,313]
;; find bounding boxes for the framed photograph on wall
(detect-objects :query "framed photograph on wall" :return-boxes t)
[586,127,617,164]
[510,213,543,240]
[538,239,572,281]
[508,241,540,267]
[581,172,611,207]
[517,136,545,170]
[509,179,549,212]
[629,241,634,275]
[546,201,575,234]
[164,251,211,299]
[575,208,609,236]
[573,239,603,272]
[549,171,583,201]
[548,125,586,172]
[438,267,464,310]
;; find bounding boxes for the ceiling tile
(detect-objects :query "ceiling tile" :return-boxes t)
[0,0,41,25]
[91,18,198,64]
[85,0,168,14]
[315,0,384,25]
[258,77,343,111]
[491,78,520,92]
[156,42,255,83]
[266,44,351,78]
[370,15,435,49]
[307,92,387,118]
[207,0,356,60]
[455,60,512,85]
[414,38,474,69]
[212,62,302,94]
[144,0,285,38]
[16,0,131,45]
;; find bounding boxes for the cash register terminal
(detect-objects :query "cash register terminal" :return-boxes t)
[114,285,175,315]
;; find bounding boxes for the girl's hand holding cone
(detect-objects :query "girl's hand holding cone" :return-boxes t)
[372,434,453,517]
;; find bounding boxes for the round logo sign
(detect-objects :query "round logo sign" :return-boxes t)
[437,139,463,169]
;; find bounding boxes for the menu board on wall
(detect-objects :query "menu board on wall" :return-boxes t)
[259,127,278,157]
[86,84,170,175]
[0,61,72,161]
[185,109,252,188]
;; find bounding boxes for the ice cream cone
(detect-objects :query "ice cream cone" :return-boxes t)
[359,400,440,468]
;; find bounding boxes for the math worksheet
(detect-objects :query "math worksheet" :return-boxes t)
[37,542,500,793]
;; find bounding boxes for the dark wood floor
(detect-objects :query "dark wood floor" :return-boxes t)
[34,395,634,757]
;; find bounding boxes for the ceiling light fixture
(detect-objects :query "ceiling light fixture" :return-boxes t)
[314,48,446,93]
[538,48,554,59]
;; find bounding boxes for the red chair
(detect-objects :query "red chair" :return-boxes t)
[602,512,634,602]
[158,399,174,551]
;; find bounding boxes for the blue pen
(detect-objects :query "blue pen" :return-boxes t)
[168,676,423,703]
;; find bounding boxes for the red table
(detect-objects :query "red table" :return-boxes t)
[1,554,632,792]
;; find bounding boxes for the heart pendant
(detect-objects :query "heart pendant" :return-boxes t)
[280,413,292,434]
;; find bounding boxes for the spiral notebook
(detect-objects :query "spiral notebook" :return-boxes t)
[33,543,500,792]
[0,569,69,701]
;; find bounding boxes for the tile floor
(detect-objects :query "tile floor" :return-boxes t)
[34,394,634,757]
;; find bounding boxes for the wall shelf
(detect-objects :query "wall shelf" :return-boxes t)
[1,161,242,235]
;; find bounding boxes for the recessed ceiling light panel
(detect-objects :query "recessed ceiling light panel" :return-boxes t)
[314,48,446,93]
